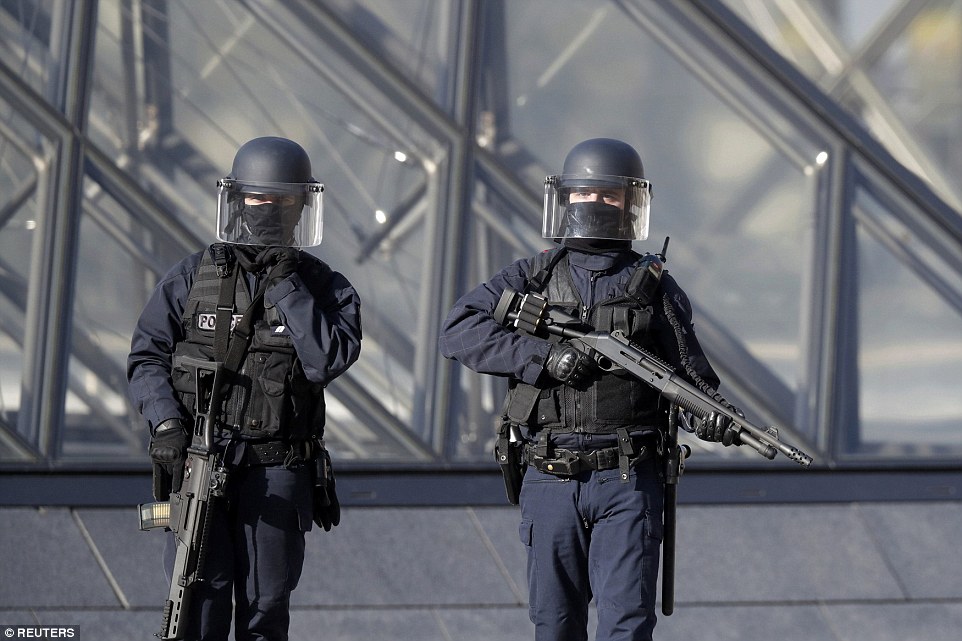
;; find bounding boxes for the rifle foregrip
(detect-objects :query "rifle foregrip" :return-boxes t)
[668,392,715,425]
[667,384,782,461]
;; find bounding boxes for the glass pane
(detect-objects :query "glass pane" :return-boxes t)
[0,150,32,453]
[61,175,148,461]
[0,102,47,459]
[0,0,58,100]
[864,1,962,209]
[720,0,901,62]
[850,188,962,458]
[323,0,457,111]
[720,0,962,211]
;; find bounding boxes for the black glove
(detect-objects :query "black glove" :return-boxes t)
[544,343,596,387]
[313,450,341,532]
[695,409,740,447]
[256,246,299,288]
[148,419,190,495]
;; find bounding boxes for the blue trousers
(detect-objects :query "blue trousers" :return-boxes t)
[165,463,314,641]
[519,455,664,641]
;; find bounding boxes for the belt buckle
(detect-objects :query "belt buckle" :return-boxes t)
[539,449,581,476]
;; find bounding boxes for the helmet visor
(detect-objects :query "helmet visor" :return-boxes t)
[543,174,650,241]
[216,179,324,247]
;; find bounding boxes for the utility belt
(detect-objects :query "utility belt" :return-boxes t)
[240,438,323,468]
[525,430,658,482]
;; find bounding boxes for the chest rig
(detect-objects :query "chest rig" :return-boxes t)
[171,244,325,442]
[502,247,668,435]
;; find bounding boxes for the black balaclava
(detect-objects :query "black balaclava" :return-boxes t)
[561,201,632,253]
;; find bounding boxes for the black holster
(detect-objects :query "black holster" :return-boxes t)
[495,419,526,505]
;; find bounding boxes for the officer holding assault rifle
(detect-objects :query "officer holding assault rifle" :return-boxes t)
[440,138,811,641]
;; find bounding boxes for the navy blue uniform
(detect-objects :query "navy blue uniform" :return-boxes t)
[128,247,361,641]
[440,247,718,641]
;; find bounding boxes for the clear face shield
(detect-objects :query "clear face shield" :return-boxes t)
[216,179,324,247]
[542,174,651,241]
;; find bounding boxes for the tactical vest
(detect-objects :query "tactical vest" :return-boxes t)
[503,248,667,434]
[170,245,325,441]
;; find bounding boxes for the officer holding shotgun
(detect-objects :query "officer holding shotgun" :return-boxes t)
[439,138,736,641]
[128,136,362,641]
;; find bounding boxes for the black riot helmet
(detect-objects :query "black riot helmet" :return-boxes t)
[562,137,645,179]
[543,138,651,243]
[216,137,324,247]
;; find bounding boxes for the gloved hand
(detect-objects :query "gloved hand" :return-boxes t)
[544,343,596,387]
[695,409,741,447]
[256,246,299,288]
[148,419,190,494]
[313,450,341,532]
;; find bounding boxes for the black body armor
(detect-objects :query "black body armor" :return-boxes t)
[171,245,325,441]
[504,248,668,436]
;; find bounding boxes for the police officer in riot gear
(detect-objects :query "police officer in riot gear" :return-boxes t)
[128,136,362,641]
[440,138,733,641]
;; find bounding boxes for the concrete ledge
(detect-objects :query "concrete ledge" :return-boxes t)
[1,466,960,506]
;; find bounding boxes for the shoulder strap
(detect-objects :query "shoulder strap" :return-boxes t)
[208,243,263,372]
[211,245,239,362]
[223,286,265,375]
[524,247,567,294]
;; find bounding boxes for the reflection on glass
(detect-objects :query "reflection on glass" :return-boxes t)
[323,0,454,110]
[0,0,58,99]
[720,0,962,210]
[853,193,962,457]
[61,180,146,460]
[0,118,44,459]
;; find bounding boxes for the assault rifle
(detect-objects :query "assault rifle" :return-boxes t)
[138,357,230,640]
[493,288,814,614]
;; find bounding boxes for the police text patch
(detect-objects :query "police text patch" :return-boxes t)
[197,313,245,332]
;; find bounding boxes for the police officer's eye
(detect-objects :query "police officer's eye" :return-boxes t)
[245,195,296,206]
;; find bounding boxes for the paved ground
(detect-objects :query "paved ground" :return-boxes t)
[2,499,961,641]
